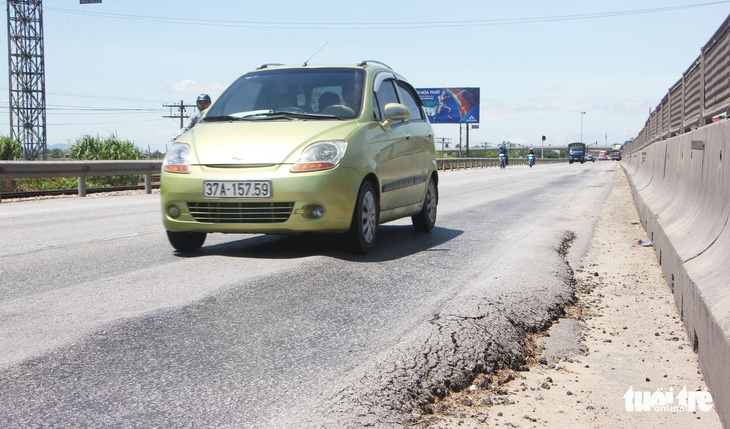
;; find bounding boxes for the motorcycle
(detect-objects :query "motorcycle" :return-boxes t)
[528,153,535,167]
[499,153,506,169]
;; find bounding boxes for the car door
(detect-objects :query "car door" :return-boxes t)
[394,79,435,205]
[368,72,411,212]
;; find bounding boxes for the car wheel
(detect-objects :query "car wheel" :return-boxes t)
[345,181,379,253]
[166,230,206,252]
[412,176,437,232]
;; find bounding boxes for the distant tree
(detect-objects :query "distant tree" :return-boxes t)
[0,135,22,160]
[545,150,565,159]
[45,148,65,158]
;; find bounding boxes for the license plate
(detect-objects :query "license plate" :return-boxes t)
[203,180,272,199]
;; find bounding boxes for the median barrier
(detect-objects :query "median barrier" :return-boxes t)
[623,119,730,426]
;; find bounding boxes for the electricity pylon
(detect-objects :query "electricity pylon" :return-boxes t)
[6,1,101,160]
[6,0,47,160]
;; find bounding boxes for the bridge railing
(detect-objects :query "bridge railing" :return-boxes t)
[626,14,730,154]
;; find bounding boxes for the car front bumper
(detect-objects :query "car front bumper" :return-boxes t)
[161,164,362,234]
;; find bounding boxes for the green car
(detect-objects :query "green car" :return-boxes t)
[161,61,438,253]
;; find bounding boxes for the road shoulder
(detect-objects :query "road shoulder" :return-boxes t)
[420,166,722,428]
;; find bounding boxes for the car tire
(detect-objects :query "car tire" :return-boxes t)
[344,180,379,253]
[412,176,437,232]
[167,230,206,252]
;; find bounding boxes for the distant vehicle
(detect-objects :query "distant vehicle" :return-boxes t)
[611,149,622,161]
[568,142,586,164]
[585,154,595,162]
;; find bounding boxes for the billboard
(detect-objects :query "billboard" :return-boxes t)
[417,87,480,124]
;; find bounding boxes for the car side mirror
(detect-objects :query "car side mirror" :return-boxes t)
[381,103,410,130]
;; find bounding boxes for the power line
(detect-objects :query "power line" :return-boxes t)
[0,103,163,113]
[0,86,165,104]
[45,1,730,29]
[163,100,196,128]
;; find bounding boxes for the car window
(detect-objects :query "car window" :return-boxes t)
[207,68,364,119]
[396,80,425,121]
[216,80,261,114]
[313,86,343,112]
[373,78,399,121]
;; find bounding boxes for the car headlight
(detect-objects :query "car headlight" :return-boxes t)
[163,143,191,173]
[290,140,347,173]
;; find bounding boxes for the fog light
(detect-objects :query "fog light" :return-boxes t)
[303,204,325,220]
[167,204,182,219]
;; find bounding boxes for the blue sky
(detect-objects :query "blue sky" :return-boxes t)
[1,0,729,153]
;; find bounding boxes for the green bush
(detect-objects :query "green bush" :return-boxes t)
[0,135,22,160]
[66,133,143,187]
[2,134,145,193]
[67,134,140,160]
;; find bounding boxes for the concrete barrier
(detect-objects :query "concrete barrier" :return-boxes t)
[623,119,730,426]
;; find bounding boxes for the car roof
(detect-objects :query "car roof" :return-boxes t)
[255,60,393,72]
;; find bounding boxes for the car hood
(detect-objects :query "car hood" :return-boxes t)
[182,120,360,165]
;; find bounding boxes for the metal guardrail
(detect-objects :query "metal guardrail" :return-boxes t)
[0,158,567,201]
[436,157,566,170]
[626,14,730,154]
[0,160,162,201]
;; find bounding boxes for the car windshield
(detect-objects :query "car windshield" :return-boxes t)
[206,67,365,121]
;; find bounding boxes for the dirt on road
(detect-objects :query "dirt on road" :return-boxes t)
[418,166,722,428]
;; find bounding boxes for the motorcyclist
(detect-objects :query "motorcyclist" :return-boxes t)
[172,94,211,141]
[528,148,535,166]
[499,146,509,166]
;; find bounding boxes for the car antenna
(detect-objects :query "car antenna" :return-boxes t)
[303,42,327,66]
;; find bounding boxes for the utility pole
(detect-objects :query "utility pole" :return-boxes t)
[163,100,196,128]
[465,123,470,157]
[434,137,451,155]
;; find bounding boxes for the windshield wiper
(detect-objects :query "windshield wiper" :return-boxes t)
[253,111,340,120]
[204,110,280,121]
[203,115,246,122]
[205,110,341,122]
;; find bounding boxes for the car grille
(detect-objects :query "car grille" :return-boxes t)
[187,202,294,223]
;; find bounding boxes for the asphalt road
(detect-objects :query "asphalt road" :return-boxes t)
[0,161,618,428]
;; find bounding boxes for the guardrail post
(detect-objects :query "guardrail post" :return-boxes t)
[78,176,86,197]
[144,173,152,194]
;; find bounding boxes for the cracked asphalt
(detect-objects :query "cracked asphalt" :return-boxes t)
[0,163,616,428]
[418,167,721,428]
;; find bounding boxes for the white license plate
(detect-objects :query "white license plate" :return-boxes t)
[203,180,272,199]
